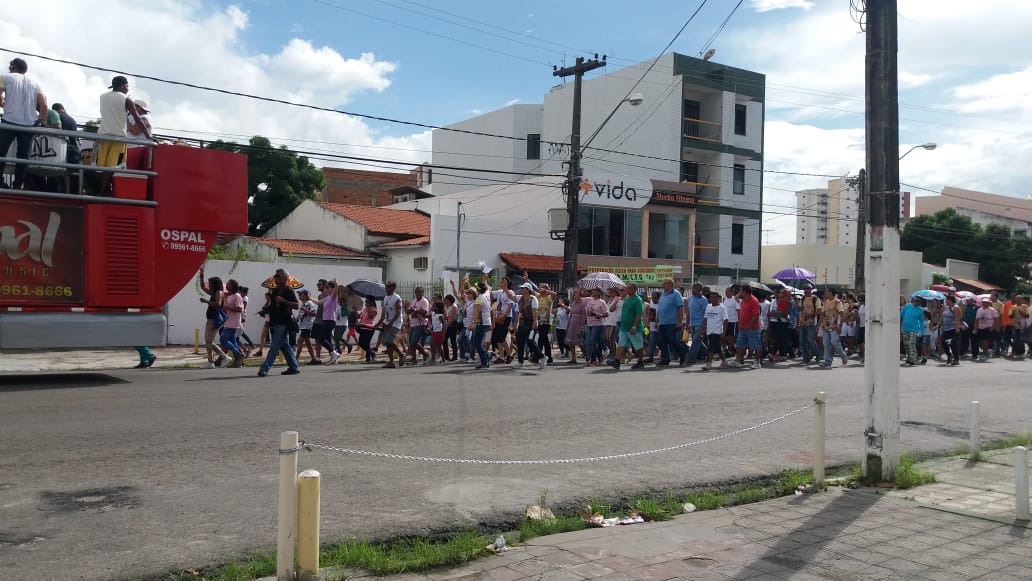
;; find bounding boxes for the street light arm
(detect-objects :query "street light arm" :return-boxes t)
[581,93,644,151]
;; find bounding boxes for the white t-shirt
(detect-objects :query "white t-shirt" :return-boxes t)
[476,292,493,325]
[492,289,514,317]
[463,300,475,326]
[298,299,317,330]
[606,299,623,327]
[99,91,130,136]
[722,296,740,323]
[0,73,42,125]
[759,300,771,330]
[648,304,658,331]
[703,304,727,335]
[858,304,866,328]
[431,313,445,333]
[556,306,570,330]
[382,293,404,329]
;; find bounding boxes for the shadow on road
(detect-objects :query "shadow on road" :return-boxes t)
[0,373,129,392]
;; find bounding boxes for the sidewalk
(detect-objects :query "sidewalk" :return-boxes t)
[337,453,1031,581]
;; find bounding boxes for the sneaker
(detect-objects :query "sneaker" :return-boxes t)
[841,357,848,366]
[727,360,743,368]
[215,355,227,367]
[329,351,341,365]
[308,359,323,365]
[818,362,830,367]
[656,361,671,367]
[607,359,621,370]
[644,357,654,364]
[705,361,712,370]
[145,356,157,368]
[133,362,148,369]
[511,360,524,369]
[281,368,301,376]
[257,369,268,377]
[229,356,243,369]
[204,362,216,369]
[474,364,490,370]
[382,362,396,368]
[919,358,927,365]
[538,359,546,370]
[631,361,645,369]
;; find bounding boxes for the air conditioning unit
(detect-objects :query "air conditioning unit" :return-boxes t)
[413,257,428,270]
[548,208,568,233]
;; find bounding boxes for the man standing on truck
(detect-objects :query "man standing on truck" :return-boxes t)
[0,58,48,190]
[258,269,301,377]
[97,75,152,195]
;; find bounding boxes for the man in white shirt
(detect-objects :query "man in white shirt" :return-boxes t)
[0,58,48,189]
[721,286,740,357]
[701,292,728,369]
[97,75,152,195]
[376,281,405,368]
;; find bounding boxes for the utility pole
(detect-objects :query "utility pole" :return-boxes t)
[862,0,901,483]
[853,168,866,291]
[455,201,463,273]
[554,56,606,293]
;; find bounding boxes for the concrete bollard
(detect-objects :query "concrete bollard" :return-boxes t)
[814,392,826,487]
[968,401,980,460]
[296,470,322,581]
[1015,446,1029,521]
[277,431,300,581]
[194,328,200,355]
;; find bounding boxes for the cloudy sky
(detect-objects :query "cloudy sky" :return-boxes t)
[2,0,1030,243]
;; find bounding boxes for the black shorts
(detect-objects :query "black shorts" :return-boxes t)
[300,328,312,339]
[490,317,511,345]
[707,334,723,355]
[857,327,865,345]
[724,322,738,337]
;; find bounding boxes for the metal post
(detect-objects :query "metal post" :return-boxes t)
[296,469,322,581]
[1015,446,1029,521]
[277,431,299,581]
[455,201,462,273]
[194,329,200,355]
[814,392,826,487]
[854,169,867,291]
[968,401,980,460]
[862,0,902,483]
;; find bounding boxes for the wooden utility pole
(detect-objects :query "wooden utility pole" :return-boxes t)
[862,0,902,483]
[554,56,605,293]
[853,168,866,290]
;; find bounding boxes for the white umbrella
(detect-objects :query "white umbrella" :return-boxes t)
[577,272,625,291]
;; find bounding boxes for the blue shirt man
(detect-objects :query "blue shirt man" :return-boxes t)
[900,300,925,334]
[688,285,707,327]
[658,285,685,325]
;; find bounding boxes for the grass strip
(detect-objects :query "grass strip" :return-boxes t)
[894,452,937,489]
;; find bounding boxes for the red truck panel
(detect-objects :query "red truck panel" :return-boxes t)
[148,145,248,235]
[84,204,155,308]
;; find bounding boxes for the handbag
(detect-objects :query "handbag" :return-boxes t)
[212,307,228,329]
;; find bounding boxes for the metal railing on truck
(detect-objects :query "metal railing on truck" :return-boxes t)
[0,123,158,207]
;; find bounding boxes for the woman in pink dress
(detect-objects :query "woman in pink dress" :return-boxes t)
[565,288,587,364]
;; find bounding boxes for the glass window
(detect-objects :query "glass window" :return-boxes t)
[734,104,747,135]
[680,161,699,184]
[526,134,541,159]
[733,164,745,195]
[731,223,744,255]
[576,208,639,256]
[624,211,642,257]
[648,212,691,260]
[577,207,593,255]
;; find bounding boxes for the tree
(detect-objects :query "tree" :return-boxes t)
[207,136,324,235]
[902,208,1032,291]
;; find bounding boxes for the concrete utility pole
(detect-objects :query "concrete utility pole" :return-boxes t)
[862,0,901,482]
[555,56,606,293]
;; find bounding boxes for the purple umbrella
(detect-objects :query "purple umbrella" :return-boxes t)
[772,267,816,281]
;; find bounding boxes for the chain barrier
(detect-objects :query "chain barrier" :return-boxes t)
[301,402,812,465]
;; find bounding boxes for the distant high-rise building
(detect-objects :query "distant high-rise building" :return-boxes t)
[795,178,860,246]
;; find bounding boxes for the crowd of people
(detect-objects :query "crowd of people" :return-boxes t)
[186,266,1031,377]
[1,57,153,194]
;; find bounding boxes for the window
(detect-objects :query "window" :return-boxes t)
[734,104,747,135]
[731,223,744,255]
[413,256,428,270]
[648,212,691,260]
[526,134,541,160]
[577,208,641,256]
[683,99,701,137]
[426,168,432,184]
[680,161,699,184]
[733,164,745,195]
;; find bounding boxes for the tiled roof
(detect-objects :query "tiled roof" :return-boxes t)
[378,235,430,247]
[499,252,563,272]
[248,237,371,257]
[320,203,430,237]
[950,276,1004,292]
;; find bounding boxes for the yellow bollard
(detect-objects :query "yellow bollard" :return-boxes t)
[296,469,321,581]
[194,329,200,355]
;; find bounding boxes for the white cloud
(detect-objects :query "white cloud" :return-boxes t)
[749,0,814,12]
[0,0,429,172]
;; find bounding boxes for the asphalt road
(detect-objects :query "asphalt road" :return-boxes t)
[1,357,1030,580]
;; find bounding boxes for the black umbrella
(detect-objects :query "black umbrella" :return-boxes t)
[742,280,773,295]
[347,279,386,300]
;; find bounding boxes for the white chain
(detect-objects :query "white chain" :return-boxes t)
[304,403,812,465]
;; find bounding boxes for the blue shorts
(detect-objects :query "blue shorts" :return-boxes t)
[736,329,763,350]
[618,329,644,350]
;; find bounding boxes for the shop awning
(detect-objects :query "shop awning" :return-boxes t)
[950,276,1003,292]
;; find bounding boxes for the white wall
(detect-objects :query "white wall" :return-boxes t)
[381,244,432,283]
[164,260,381,345]
[760,244,924,294]
[265,200,367,249]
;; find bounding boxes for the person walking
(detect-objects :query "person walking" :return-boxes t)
[294,289,319,363]
[406,286,431,365]
[942,295,962,366]
[655,278,687,367]
[198,268,228,368]
[608,283,645,370]
[258,269,301,377]
[817,288,849,368]
[797,283,821,364]
[554,297,571,359]
[731,286,763,368]
[377,282,405,368]
[535,283,558,364]
[685,283,709,365]
[701,291,728,370]
[721,286,740,359]
[900,296,926,366]
[221,279,245,367]
[470,281,494,369]
[974,297,999,361]
[356,297,379,363]
[564,289,587,364]
[1009,296,1028,360]
[513,283,545,369]
[583,288,609,366]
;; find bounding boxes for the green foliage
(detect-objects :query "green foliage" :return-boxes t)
[931,272,950,285]
[902,208,1032,291]
[206,136,325,236]
[206,244,256,262]
[984,431,1032,452]
[895,453,936,489]
[518,514,587,541]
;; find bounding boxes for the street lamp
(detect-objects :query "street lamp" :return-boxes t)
[899,142,936,160]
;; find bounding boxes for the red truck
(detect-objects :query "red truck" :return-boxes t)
[0,126,247,348]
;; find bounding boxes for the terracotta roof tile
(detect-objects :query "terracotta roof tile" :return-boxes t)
[320,203,430,237]
[499,252,563,272]
[949,276,1004,292]
[248,237,371,257]
[378,235,430,247]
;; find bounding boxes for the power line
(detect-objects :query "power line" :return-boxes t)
[698,0,744,57]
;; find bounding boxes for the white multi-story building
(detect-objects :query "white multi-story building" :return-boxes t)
[916,186,1032,237]
[795,179,860,246]
[428,52,765,286]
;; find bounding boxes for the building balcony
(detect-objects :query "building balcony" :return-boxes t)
[694,245,719,268]
[682,117,722,144]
